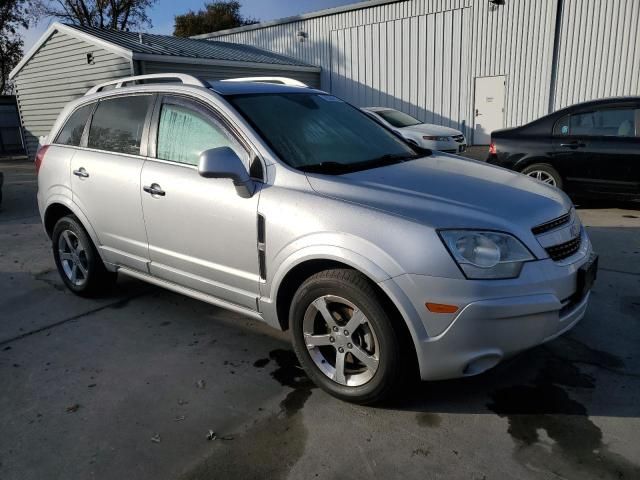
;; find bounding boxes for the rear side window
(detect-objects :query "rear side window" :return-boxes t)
[55,104,94,146]
[88,95,152,155]
[570,108,636,137]
[157,103,240,166]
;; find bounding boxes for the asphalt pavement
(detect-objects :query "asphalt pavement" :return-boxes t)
[1,155,639,480]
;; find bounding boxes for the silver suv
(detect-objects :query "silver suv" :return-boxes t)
[37,74,597,404]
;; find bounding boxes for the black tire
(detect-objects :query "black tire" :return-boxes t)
[52,215,116,296]
[521,163,563,190]
[290,268,405,405]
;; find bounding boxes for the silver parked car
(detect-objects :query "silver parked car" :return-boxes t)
[36,74,597,404]
[363,107,467,153]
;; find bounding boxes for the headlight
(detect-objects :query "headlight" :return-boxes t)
[439,230,535,279]
[422,135,450,141]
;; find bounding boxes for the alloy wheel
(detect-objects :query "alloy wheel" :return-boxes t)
[57,230,89,287]
[302,295,380,387]
[527,170,557,186]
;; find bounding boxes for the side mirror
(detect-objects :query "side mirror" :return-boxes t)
[198,147,256,198]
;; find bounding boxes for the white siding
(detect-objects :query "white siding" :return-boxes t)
[13,30,132,158]
[553,0,640,109]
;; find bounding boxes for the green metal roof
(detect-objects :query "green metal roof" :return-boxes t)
[65,24,313,67]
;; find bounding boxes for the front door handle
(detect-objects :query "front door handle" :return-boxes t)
[560,142,586,148]
[73,167,89,178]
[143,183,166,197]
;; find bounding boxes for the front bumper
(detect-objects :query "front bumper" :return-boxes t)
[381,246,594,380]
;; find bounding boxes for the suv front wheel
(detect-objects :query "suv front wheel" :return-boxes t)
[52,215,116,296]
[290,269,405,404]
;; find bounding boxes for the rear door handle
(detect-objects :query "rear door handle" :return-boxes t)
[73,167,89,178]
[560,142,586,148]
[143,183,165,197]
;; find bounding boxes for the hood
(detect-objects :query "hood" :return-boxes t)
[400,123,463,136]
[305,154,571,234]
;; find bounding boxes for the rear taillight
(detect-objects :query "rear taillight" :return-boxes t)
[35,145,50,174]
[488,142,497,155]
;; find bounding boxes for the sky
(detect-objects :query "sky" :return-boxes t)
[20,0,362,52]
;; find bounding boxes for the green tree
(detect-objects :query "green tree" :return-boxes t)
[174,1,257,38]
[0,0,33,94]
[34,0,157,30]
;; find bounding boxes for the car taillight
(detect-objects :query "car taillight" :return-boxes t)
[35,145,50,174]
[489,142,497,155]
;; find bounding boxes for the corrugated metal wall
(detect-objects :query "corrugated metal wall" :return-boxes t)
[470,0,557,129]
[328,8,471,132]
[553,0,640,110]
[140,61,321,88]
[211,0,476,136]
[13,31,133,158]
[209,0,639,143]
[209,0,471,89]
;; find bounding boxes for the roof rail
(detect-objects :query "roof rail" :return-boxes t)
[221,76,308,87]
[85,73,208,95]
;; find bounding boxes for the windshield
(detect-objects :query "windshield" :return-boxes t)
[227,93,421,173]
[375,109,422,128]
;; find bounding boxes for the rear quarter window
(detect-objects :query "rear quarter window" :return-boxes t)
[553,115,570,136]
[55,104,94,146]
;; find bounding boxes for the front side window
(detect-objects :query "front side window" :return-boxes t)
[157,103,238,166]
[87,95,152,155]
[55,103,94,146]
[228,93,418,173]
[570,108,636,137]
[376,109,422,128]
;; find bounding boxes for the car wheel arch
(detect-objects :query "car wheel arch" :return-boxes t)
[43,199,101,249]
[274,258,420,380]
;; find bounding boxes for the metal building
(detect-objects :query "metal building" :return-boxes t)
[197,0,640,144]
[9,23,320,158]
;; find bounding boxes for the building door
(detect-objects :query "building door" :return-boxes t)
[474,76,506,145]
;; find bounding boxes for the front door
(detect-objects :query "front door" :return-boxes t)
[474,76,506,145]
[140,95,261,310]
[71,94,155,272]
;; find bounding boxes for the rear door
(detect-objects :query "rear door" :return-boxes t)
[554,106,639,195]
[71,94,155,271]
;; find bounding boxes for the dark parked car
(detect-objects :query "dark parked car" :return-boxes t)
[487,97,640,199]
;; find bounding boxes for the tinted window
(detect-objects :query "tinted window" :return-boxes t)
[376,109,422,128]
[157,103,240,166]
[553,115,570,136]
[228,93,417,170]
[55,104,94,146]
[88,95,152,155]
[570,108,636,137]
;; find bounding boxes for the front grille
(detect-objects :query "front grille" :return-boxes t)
[452,135,465,143]
[532,212,571,235]
[545,236,581,261]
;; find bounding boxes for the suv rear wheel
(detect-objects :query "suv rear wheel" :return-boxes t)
[52,215,116,296]
[290,268,405,404]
